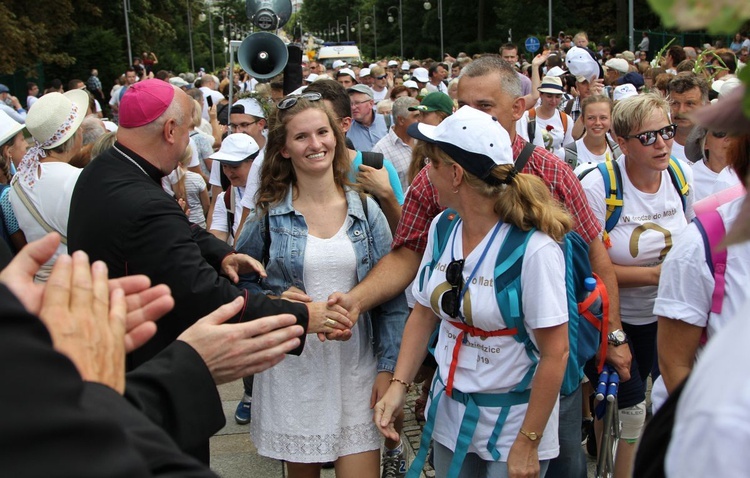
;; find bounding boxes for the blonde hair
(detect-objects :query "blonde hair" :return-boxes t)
[426,143,573,242]
[192,99,202,128]
[611,92,670,138]
[179,144,194,167]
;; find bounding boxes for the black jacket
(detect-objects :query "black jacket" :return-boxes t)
[0,285,218,477]
[68,143,308,369]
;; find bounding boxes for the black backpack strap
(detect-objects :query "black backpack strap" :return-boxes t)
[361,151,384,169]
[564,98,575,116]
[261,211,271,266]
[223,186,234,239]
[514,142,536,173]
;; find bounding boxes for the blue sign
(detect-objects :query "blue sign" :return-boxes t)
[525,36,540,53]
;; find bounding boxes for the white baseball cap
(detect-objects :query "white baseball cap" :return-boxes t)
[210,133,260,164]
[332,60,347,69]
[412,67,429,83]
[613,83,638,101]
[388,60,399,67]
[231,98,266,118]
[546,66,566,77]
[359,67,371,78]
[605,58,629,74]
[404,80,419,90]
[407,106,513,184]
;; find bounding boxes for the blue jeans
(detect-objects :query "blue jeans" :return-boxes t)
[546,385,586,478]
[433,441,550,478]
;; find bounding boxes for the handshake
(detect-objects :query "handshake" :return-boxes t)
[0,233,309,393]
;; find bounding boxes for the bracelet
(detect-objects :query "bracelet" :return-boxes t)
[390,378,411,391]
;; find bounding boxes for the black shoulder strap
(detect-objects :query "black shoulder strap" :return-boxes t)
[361,151,384,170]
[564,142,579,170]
[564,98,575,116]
[262,212,271,266]
[514,142,536,173]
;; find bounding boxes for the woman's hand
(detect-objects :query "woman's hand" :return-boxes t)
[373,382,407,441]
[304,301,352,340]
[370,371,394,408]
[280,285,311,303]
[507,437,540,478]
[357,165,392,201]
[221,253,267,283]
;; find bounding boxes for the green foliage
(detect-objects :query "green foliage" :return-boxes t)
[647,0,750,34]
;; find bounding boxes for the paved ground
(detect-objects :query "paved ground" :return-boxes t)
[209,379,599,477]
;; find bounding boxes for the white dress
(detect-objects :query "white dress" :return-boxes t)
[250,217,380,462]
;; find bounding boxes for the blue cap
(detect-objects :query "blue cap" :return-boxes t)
[0,84,9,94]
[584,277,597,291]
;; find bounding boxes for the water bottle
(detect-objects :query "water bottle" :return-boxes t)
[584,277,603,317]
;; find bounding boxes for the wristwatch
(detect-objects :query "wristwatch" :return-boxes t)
[519,428,542,441]
[608,329,628,346]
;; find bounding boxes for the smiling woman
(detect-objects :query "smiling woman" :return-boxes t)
[579,92,695,478]
[233,96,408,478]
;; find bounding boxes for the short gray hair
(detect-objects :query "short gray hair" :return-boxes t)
[459,55,523,99]
[392,96,419,122]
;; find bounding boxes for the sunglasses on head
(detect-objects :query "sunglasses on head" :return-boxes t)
[622,123,676,146]
[277,92,323,110]
[441,259,464,318]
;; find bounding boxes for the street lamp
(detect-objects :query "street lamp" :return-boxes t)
[362,8,377,58]
[187,0,196,72]
[387,3,403,58]
[423,0,443,59]
[350,21,361,47]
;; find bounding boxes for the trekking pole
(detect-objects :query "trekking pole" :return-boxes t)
[595,365,620,478]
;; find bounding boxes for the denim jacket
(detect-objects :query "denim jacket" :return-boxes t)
[235,186,408,373]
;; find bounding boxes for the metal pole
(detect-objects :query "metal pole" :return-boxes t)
[336,19,340,43]
[209,8,216,71]
[187,0,195,72]
[347,15,350,42]
[399,0,403,58]
[628,0,634,51]
[438,0,443,59]
[358,12,362,47]
[373,6,378,58]
[548,0,552,38]
[124,0,133,66]
[229,40,241,108]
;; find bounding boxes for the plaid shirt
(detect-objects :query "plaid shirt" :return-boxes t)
[393,134,601,254]
[372,127,413,191]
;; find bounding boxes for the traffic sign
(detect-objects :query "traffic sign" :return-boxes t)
[525,37,540,53]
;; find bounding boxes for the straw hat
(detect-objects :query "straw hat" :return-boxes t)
[0,110,25,146]
[26,89,88,149]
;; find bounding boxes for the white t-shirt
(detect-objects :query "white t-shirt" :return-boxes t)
[654,196,750,339]
[665,298,750,477]
[413,212,567,461]
[572,138,616,165]
[670,141,687,163]
[199,87,224,121]
[210,186,244,246]
[712,167,742,194]
[516,109,574,160]
[372,87,388,103]
[185,170,207,228]
[580,156,694,325]
[690,159,720,202]
[240,148,265,211]
[10,162,82,282]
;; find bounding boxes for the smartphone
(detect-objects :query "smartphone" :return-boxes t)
[207,96,213,108]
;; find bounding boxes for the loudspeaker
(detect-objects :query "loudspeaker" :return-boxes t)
[246,0,292,31]
[237,32,289,80]
[283,45,303,95]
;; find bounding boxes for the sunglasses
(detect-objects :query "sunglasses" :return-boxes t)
[621,123,676,146]
[711,131,728,138]
[277,92,322,110]
[375,75,387,80]
[441,259,464,318]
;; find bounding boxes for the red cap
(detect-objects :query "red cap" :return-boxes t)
[119,79,175,128]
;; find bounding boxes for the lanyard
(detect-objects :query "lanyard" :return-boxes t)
[450,218,503,323]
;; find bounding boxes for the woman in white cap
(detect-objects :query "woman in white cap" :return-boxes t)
[517,75,574,160]
[9,89,88,282]
[374,106,571,477]
[234,94,408,477]
[0,110,28,253]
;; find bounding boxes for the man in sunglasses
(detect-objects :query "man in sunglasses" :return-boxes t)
[667,73,709,163]
[370,65,390,103]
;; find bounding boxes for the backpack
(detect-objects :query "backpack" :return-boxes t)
[223,185,236,241]
[563,137,622,170]
[527,108,568,147]
[410,210,609,478]
[579,157,690,248]
[693,210,728,315]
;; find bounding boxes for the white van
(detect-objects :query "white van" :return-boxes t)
[317,44,362,68]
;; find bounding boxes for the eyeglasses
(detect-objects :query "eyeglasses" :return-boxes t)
[441,259,464,318]
[711,131,728,138]
[228,120,260,132]
[277,92,323,110]
[375,75,387,80]
[350,98,372,107]
[621,123,676,146]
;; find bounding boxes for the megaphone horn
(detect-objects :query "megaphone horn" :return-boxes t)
[238,32,289,80]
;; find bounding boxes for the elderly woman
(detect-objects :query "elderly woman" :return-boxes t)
[375,106,570,478]
[9,90,87,281]
[235,93,407,478]
[580,92,694,478]
[0,110,27,254]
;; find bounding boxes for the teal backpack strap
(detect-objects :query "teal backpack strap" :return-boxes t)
[407,372,444,478]
[667,156,690,213]
[418,209,459,290]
